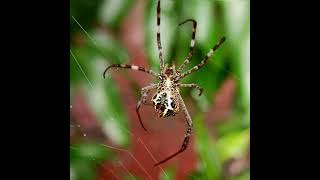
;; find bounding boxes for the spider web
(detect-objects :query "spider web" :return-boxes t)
[70,0,249,179]
[70,9,200,178]
[70,8,173,179]
[69,54,169,180]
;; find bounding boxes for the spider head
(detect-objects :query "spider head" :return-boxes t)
[162,64,177,78]
[152,91,179,118]
[161,64,181,82]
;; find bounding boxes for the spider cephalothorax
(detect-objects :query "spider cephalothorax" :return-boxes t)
[103,0,225,166]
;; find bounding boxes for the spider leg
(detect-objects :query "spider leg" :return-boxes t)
[136,84,158,131]
[177,19,197,71]
[179,83,203,96]
[103,64,159,78]
[157,0,164,70]
[179,36,226,79]
[154,92,192,166]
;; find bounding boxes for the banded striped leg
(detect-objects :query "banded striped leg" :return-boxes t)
[179,36,226,79]
[178,19,197,71]
[157,0,164,70]
[136,84,158,131]
[103,64,159,78]
[179,83,203,96]
[154,92,192,166]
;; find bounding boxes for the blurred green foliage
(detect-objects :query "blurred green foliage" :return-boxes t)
[70,0,249,179]
[194,114,222,179]
[161,168,176,180]
[70,143,112,180]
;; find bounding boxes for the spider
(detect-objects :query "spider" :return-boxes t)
[103,0,225,166]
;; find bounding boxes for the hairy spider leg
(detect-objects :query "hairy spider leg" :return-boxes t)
[154,91,192,166]
[136,84,158,131]
[177,19,197,71]
[103,64,159,78]
[179,83,203,96]
[157,0,164,70]
[179,36,226,79]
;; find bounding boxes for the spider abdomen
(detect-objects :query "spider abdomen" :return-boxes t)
[152,78,179,118]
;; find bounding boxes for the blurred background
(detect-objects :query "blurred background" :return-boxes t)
[70,0,249,179]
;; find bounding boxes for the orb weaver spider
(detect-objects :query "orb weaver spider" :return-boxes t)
[103,0,225,166]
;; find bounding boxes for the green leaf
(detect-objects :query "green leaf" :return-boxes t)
[70,0,104,33]
[70,142,113,180]
[83,56,130,146]
[70,30,130,146]
[194,114,222,180]
[216,128,249,162]
[221,0,250,114]
[70,163,96,180]
[160,167,175,180]
[187,170,207,180]
[87,29,129,64]
[98,0,134,28]
[70,142,112,162]
[216,112,250,137]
